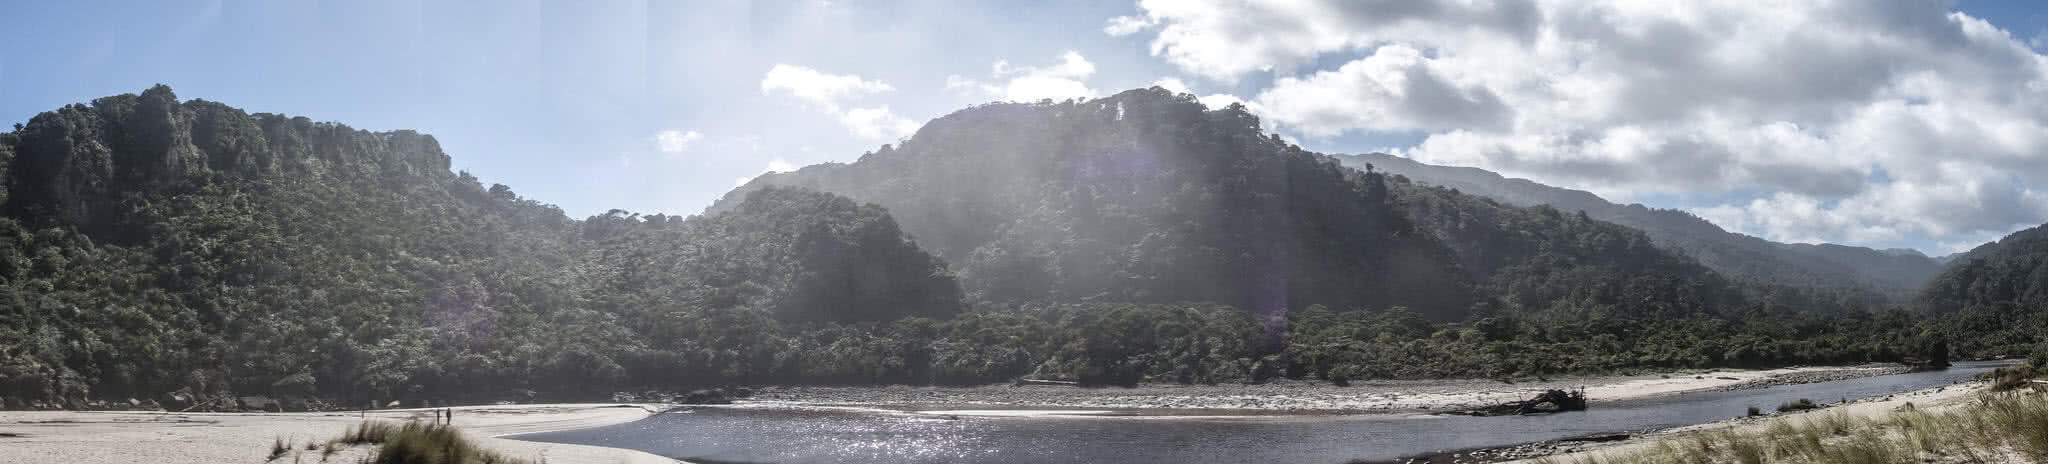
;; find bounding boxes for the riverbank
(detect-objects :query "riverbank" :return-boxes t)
[748,364,1910,413]
[0,403,675,464]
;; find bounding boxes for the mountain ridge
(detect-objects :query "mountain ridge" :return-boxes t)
[1334,152,1946,302]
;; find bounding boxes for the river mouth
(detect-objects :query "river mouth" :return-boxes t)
[508,362,2007,464]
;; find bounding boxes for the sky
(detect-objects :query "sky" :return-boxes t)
[4,0,2048,256]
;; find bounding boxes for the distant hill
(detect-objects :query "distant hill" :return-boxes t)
[1334,152,1944,302]
[1919,223,2048,313]
[719,89,1750,321]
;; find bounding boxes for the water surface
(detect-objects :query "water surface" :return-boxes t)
[511,362,2003,463]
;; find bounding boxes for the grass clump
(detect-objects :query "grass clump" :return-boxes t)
[1985,349,2048,392]
[1986,364,2044,392]
[1544,391,2048,464]
[330,421,535,464]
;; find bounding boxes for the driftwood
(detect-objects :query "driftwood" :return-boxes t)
[1013,379,1080,387]
[1454,389,1588,416]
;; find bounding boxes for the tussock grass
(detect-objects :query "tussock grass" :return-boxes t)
[270,436,291,461]
[1987,364,2045,392]
[1537,391,2048,464]
[327,421,536,464]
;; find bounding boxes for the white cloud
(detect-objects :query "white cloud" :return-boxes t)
[1152,77,1191,94]
[947,51,1100,102]
[654,129,703,153]
[1104,15,1154,37]
[838,105,920,140]
[760,64,894,109]
[1197,93,1245,110]
[1252,44,1511,134]
[1110,0,2048,251]
[760,65,920,140]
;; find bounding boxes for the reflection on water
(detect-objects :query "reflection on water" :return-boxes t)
[509,362,2004,464]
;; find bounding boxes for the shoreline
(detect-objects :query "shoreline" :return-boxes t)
[0,403,676,464]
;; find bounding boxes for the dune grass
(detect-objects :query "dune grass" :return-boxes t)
[326,421,537,464]
[270,436,291,461]
[1536,391,2048,464]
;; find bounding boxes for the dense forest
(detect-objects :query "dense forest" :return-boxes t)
[0,86,2040,408]
[1337,152,1944,302]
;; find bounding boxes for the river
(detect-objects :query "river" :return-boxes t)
[509,361,2005,463]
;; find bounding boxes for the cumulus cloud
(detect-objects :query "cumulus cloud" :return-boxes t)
[1152,77,1191,94]
[760,64,894,108]
[1252,44,1513,134]
[838,105,920,140]
[1104,14,1154,36]
[1110,0,2048,250]
[1197,93,1245,110]
[760,65,919,140]
[654,129,703,153]
[947,51,1099,102]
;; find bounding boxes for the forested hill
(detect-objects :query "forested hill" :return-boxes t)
[1336,152,1943,302]
[0,85,961,404]
[717,88,1753,320]
[0,86,2000,407]
[1920,223,2048,313]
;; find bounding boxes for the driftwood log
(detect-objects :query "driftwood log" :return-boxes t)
[1454,389,1588,416]
[1013,378,1081,387]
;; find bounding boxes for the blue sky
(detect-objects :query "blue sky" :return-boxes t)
[4,0,2047,255]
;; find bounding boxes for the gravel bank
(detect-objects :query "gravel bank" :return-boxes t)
[1701,364,1915,392]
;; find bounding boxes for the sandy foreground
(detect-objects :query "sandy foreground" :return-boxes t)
[1504,379,1989,463]
[0,403,677,464]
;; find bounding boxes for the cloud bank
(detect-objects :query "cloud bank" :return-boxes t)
[1110,0,2048,249]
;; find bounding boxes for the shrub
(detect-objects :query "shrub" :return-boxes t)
[1746,406,1762,417]
[331,421,534,464]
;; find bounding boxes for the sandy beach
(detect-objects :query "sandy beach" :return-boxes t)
[0,403,676,464]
